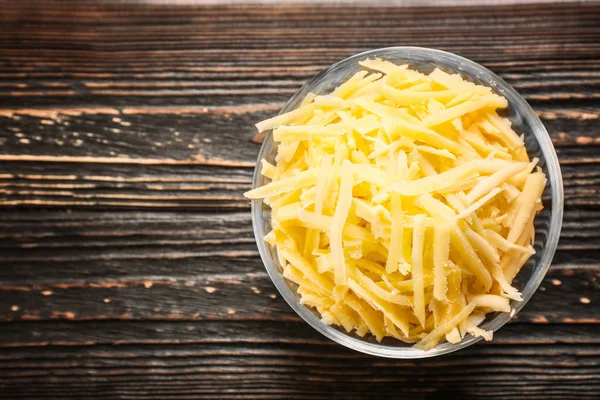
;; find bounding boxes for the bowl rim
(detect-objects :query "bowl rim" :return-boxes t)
[250,46,564,358]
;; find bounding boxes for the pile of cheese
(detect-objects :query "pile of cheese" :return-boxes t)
[245,59,545,350]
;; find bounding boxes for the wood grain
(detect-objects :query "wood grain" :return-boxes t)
[0,266,597,323]
[0,1,599,399]
[0,341,597,400]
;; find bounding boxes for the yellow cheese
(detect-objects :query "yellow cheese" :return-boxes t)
[314,154,333,215]
[273,125,347,142]
[381,78,457,106]
[260,159,276,180]
[330,160,354,284]
[345,295,386,341]
[393,163,478,196]
[359,58,408,75]
[245,169,317,199]
[456,187,503,220]
[416,303,476,350]
[411,214,427,328]
[246,60,545,351]
[353,114,381,135]
[347,278,410,336]
[507,173,546,243]
[433,223,450,301]
[484,229,533,254]
[255,104,315,133]
[422,94,508,127]
[358,274,412,308]
[469,294,511,313]
[332,71,369,98]
[451,226,493,291]
[383,116,464,155]
[429,68,492,96]
[466,162,530,204]
[386,192,404,273]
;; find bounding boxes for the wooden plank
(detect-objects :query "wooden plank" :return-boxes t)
[0,321,598,348]
[0,109,598,209]
[0,208,596,253]
[0,338,597,399]
[0,208,595,291]
[0,108,599,163]
[0,3,598,108]
[0,266,596,323]
[0,162,598,209]
[0,108,266,165]
[0,75,598,109]
[0,207,595,305]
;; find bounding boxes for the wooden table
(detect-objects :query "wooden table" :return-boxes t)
[0,1,599,398]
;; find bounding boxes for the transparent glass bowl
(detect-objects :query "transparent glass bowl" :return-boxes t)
[250,47,563,358]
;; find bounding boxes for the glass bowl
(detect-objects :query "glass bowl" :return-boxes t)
[250,47,564,358]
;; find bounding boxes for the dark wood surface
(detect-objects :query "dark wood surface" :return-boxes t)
[1,1,599,399]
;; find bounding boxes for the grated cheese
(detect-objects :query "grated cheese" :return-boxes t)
[245,60,546,350]
[330,160,354,284]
